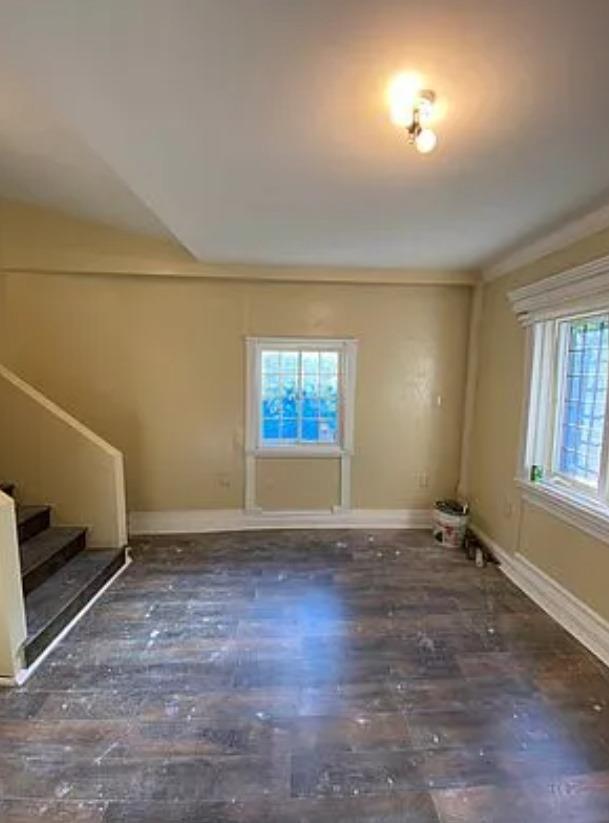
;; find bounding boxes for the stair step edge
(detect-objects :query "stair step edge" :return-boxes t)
[24,548,127,664]
[20,527,88,593]
[16,504,51,524]
[16,505,52,543]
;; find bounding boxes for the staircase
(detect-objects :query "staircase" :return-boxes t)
[1,482,127,668]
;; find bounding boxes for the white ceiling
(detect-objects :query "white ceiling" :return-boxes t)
[1,0,609,270]
[0,68,171,238]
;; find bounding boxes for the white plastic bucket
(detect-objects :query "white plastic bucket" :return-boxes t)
[433,507,469,548]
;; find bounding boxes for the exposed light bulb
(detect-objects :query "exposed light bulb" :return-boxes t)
[388,72,440,154]
[387,72,421,129]
[415,128,437,154]
[390,105,414,129]
[387,72,422,106]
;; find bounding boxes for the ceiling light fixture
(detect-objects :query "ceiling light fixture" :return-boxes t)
[387,73,438,154]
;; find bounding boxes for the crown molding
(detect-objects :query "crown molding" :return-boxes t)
[483,202,609,282]
[2,259,479,287]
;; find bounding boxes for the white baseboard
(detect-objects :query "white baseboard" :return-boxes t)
[471,524,609,669]
[129,507,433,535]
[0,552,131,688]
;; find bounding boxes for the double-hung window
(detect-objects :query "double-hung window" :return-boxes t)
[511,257,609,537]
[245,337,357,456]
[524,311,609,506]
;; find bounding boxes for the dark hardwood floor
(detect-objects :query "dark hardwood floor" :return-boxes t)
[1,528,609,821]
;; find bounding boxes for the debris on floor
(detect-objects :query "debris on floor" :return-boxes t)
[464,529,498,567]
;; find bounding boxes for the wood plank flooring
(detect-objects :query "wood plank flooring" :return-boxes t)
[1,528,609,821]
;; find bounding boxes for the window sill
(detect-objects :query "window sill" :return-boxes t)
[515,477,609,546]
[254,446,344,459]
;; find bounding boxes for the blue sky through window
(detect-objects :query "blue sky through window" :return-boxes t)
[260,349,339,446]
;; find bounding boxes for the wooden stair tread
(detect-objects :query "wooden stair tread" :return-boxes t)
[16,505,51,543]
[24,548,127,665]
[20,527,87,596]
[5,489,127,668]
[16,504,49,525]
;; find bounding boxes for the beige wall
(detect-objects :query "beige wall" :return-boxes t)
[257,459,340,511]
[0,365,127,547]
[470,226,609,622]
[0,272,471,513]
[0,200,473,516]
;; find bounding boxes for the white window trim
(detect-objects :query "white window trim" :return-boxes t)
[511,257,609,543]
[244,336,358,512]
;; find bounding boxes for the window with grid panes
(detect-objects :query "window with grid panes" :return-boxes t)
[260,348,340,447]
[525,311,609,502]
[556,316,609,488]
[246,338,356,455]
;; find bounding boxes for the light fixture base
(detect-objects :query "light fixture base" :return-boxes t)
[419,89,436,105]
[407,89,437,153]
[387,73,439,153]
